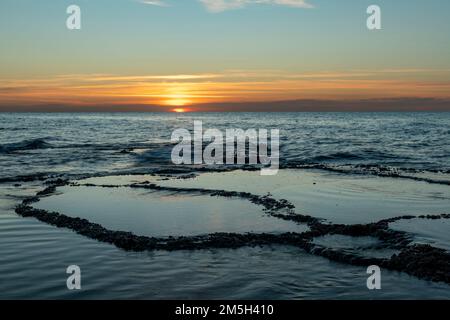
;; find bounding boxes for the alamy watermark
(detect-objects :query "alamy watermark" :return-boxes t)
[66,5,81,30]
[367,5,382,30]
[367,265,381,290]
[66,4,382,31]
[66,265,81,290]
[171,121,279,175]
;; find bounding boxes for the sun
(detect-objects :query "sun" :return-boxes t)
[163,91,193,112]
[166,98,190,107]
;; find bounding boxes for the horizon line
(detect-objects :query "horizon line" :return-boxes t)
[2,97,450,112]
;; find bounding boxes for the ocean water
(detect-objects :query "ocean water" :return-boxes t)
[1,112,450,299]
[1,112,450,182]
[158,169,450,224]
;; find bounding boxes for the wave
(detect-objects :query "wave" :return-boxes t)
[0,138,174,154]
[0,138,52,153]
[306,152,365,162]
[301,150,405,163]
[281,162,450,185]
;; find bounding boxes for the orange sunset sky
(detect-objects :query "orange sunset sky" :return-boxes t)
[1,0,450,112]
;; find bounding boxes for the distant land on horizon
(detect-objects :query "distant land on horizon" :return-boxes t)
[1,97,450,113]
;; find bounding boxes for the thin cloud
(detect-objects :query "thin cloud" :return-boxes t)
[199,0,313,12]
[138,0,313,12]
[138,0,169,7]
[2,69,450,109]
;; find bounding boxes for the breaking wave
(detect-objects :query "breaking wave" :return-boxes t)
[0,138,52,153]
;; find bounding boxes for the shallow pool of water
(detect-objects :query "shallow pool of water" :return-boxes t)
[1,212,450,299]
[159,169,450,225]
[33,185,308,237]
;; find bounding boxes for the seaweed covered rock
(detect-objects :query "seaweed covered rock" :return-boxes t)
[386,244,450,283]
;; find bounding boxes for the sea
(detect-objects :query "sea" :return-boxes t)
[0,112,449,299]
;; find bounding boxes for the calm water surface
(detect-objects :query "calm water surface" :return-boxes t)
[1,113,449,299]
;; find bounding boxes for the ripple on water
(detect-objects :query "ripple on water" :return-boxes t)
[2,168,450,299]
[390,219,450,252]
[158,169,450,224]
[1,213,450,299]
[312,234,401,259]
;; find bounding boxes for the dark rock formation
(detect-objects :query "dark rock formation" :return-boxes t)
[14,177,450,285]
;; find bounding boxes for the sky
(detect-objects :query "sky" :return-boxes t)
[0,0,450,111]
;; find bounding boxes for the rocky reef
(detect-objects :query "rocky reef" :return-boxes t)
[15,176,450,285]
